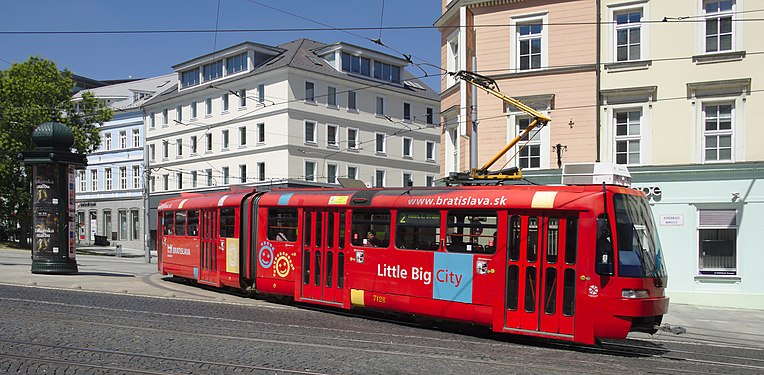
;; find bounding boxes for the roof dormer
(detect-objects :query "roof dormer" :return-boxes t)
[315,42,408,85]
[173,42,284,90]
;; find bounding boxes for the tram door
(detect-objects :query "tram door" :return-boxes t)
[301,209,346,305]
[505,215,576,337]
[199,208,219,285]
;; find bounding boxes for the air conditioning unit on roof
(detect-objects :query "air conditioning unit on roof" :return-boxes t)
[562,162,631,187]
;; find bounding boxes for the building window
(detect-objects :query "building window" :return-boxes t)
[376,97,385,116]
[79,170,86,191]
[222,93,229,112]
[151,176,156,192]
[258,162,265,181]
[192,171,198,188]
[162,109,168,125]
[222,129,230,149]
[91,170,98,191]
[327,124,338,147]
[239,126,247,146]
[163,174,168,190]
[704,0,734,53]
[327,86,337,107]
[103,211,112,239]
[206,133,213,152]
[347,128,358,150]
[304,121,316,144]
[402,137,412,158]
[372,60,401,83]
[104,133,112,151]
[375,133,386,154]
[226,52,247,74]
[305,81,315,102]
[119,167,127,190]
[426,175,434,187]
[132,129,140,148]
[341,52,371,76]
[206,98,213,115]
[132,165,140,189]
[239,89,247,108]
[240,164,247,183]
[206,169,213,186]
[403,102,411,121]
[176,138,183,156]
[176,105,183,122]
[375,169,385,188]
[426,107,434,125]
[517,118,541,169]
[191,102,197,119]
[130,209,140,241]
[703,103,733,162]
[402,172,412,187]
[614,110,641,165]
[446,30,459,87]
[119,131,127,149]
[181,68,200,88]
[176,172,183,190]
[191,136,197,154]
[257,84,265,103]
[202,60,223,81]
[347,166,357,180]
[518,22,543,70]
[426,141,435,161]
[698,209,737,275]
[149,113,155,129]
[327,163,338,184]
[162,141,169,159]
[614,10,642,61]
[223,166,230,185]
[257,123,265,143]
[305,161,316,181]
[348,91,357,110]
[149,144,155,161]
[105,168,113,191]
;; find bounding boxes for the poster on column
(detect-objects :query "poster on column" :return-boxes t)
[33,164,59,256]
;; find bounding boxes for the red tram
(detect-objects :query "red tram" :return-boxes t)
[157,173,668,345]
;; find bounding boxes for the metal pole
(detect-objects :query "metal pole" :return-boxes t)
[470,56,478,171]
[143,110,151,264]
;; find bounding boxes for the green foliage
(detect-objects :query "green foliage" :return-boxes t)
[0,57,113,242]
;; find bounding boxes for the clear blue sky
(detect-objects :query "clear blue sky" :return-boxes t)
[0,0,443,89]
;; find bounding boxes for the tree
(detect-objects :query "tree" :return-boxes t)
[0,57,112,245]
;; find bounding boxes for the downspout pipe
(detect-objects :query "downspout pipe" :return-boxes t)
[596,0,602,162]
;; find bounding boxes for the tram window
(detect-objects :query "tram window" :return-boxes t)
[563,268,576,316]
[267,208,298,242]
[174,211,186,236]
[162,212,174,235]
[338,212,346,250]
[327,213,335,249]
[303,249,310,285]
[326,251,333,287]
[395,210,440,251]
[315,212,322,247]
[220,208,235,237]
[187,210,199,236]
[565,218,578,264]
[524,267,537,312]
[337,252,344,288]
[544,268,557,314]
[506,265,519,311]
[314,251,321,286]
[547,218,559,263]
[509,215,521,261]
[351,210,391,247]
[446,211,497,254]
[527,217,539,262]
[304,212,312,246]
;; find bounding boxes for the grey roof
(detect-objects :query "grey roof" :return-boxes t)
[143,38,439,108]
[73,73,178,111]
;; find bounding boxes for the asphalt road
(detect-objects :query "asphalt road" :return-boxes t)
[0,250,762,374]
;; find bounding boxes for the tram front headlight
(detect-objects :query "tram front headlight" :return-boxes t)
[622,289,650,298]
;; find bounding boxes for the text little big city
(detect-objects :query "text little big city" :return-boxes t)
[377,264,463,287]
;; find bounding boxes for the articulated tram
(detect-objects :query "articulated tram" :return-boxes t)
[157,169,668,345]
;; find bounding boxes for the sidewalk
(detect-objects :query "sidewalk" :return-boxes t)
[0,244,762,348]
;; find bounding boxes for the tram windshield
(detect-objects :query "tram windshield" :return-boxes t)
[613,194,668,279]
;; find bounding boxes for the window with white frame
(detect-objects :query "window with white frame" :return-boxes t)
[132,129,140,148]
[698,209,737,275]
[347,165,357,180]
[151,176,156,192]
[426,107,435,125]
[162,109,168,126]
[79,170,86,191]
[223,166,230,185]
[257,84,265,103]
[222,93,229,112]
[118,210,127,240]
[104,133,112,151]
[402,172,412,187]
[206,98,212,115]
[119,167,127,190]
[203,60,223,81]
[191,102,198,118]
[239,126,246,146]
[376,96,385,116]
[191,136,197,154]
[163,174,168,190]
[257,123,265,143]
[176,172,183,189]
[257,162,265,181]
[703,103,733,162]
[446,30,459,87]
[328,86,337,107]
[375,133,386,154]
[704,0,734,53]
[517,118,541,169]
[119,131,127,149]
[240,164,247,183]
[226,52,247,74]
[347,128,358,150]
[105,168,113,191]
[206,133,213,152]
[518,22,543,70]
[176,138,183,156]
[304,121,316,144]
[327,124,338,147]
[162,140,169,159]
[305,81,315,102]
[149,113,155,129]
[327,163,338,184]
[304,161,316,181]
[426,175,434,187]
[403,102,411,121]
[132,165,140,188]
[181,68,200,88]
[176,105,183,122]
[402,137,412,158]
[426,141,435,161]
[91,170,98,191]
[239,89,246,108]
[614,9,642,61]
[192,171,198,188]
[375,169,385,188]
[348,91,357,111]
[614,109,642,165]
[206,169,213,186]
[149,144,155,161]
[222,129,230,149]
[130,209,139,241]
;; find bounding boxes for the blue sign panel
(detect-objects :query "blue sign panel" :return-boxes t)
[432,252,473,304]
